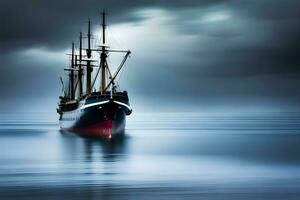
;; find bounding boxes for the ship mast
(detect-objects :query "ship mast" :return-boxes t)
[78,32,83,97]
[71,42,75,100]
[100,11,107,93]
[86,19,92,95]
[69,10,130,96]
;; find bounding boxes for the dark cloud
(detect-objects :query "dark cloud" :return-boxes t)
[0,0,225,53]
[232,0,300,20]
[0,0,300,112]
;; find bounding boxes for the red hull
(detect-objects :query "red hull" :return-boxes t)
[62,120,114,138]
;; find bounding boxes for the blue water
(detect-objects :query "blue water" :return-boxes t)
[0,112,300,199]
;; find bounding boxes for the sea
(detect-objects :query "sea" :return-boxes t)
[0,112,300,200]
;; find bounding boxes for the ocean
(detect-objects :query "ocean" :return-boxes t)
[0,112,300,200]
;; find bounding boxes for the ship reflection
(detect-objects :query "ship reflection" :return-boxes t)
[83,134,128,162]
[59,130,129,163]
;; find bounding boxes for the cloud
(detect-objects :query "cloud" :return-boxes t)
[0,0,226,53]
[1,0,300,112]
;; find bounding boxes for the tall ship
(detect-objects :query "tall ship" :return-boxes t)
[57,12,132,138]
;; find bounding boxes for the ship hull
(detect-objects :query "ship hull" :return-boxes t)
[59,99,129,138]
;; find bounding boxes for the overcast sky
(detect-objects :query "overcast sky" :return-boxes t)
[1,0,300,113]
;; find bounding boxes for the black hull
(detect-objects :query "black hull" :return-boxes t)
[59,97,131,138]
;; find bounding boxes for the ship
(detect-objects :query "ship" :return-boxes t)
[57,11,132,138]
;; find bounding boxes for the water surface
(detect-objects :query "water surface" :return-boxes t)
[0,112,300,199]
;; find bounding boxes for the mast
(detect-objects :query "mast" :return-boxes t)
[70,42,75,99]
[100,11,107,93]
[78,32,83,97]
[86,19,92,95]
[102,11,106,45]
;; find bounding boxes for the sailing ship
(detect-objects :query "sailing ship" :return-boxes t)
[57,12,132,138]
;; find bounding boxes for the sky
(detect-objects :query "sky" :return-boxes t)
[0,0,300,113]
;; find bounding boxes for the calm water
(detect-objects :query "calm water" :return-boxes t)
[0,112,300,200]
